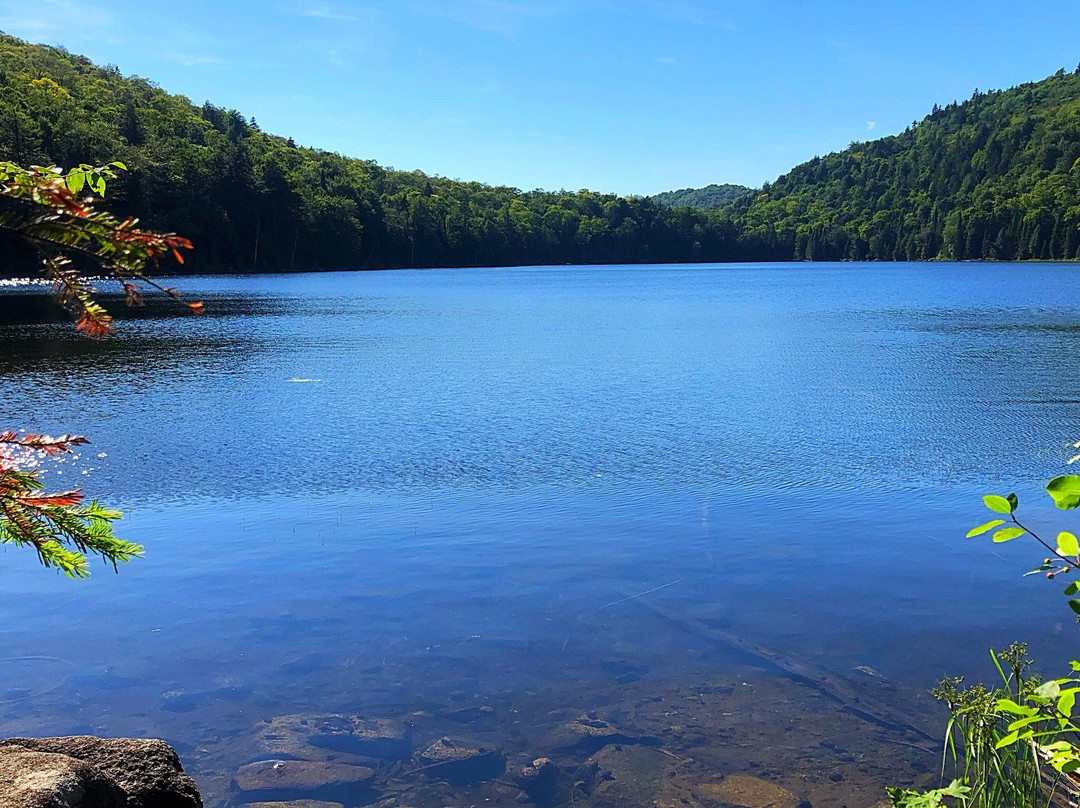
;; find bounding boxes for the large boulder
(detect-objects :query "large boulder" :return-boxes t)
[0,746,126,808]
[0,737,201,808]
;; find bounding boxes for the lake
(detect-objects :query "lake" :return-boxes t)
[2,262,1079,807]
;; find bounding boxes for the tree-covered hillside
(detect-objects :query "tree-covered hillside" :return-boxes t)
[4,30,1080,269]
[650,183,753,210]
[0,33,748,273]
[728,68,1080,261]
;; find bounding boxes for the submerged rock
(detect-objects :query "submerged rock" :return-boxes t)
[309,717,411,760]
[233,760,376,804]
[693,775,807,808]
[514,757,562,807]
[418,737,506,786]
[255,715,411,762]
[581,745,670,808]
[244,802,345,808]
[548,714,657,755]
[0,737,201,808]
[0,746,126,808]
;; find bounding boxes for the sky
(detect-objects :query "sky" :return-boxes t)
[4,1,1080,196]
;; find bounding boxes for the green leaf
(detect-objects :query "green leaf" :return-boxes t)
[996,699,1037,716]
[1070,599,1080,615]
[1048,476,1080,510]
[996,730,1020,748]
[967,518,1006,535]
[993,527,1026,542]
[1059,690,1076,719]
[1025,564,1054,576]
[1007,715,1042,731]
[984,494,1015,514]
[1060,532,1080,556]
[1066,582,1080,595]
[66,171,85,193]
[967,519,1005,537]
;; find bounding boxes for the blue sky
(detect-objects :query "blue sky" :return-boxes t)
[5,1,1080,195]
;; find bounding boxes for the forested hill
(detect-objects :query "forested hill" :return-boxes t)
[650,183,753,209]
[4,32,1080,270]
[0,33,754,273]
[727,67,1080,261]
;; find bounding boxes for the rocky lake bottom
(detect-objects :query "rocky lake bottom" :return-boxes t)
[1,594,946,808]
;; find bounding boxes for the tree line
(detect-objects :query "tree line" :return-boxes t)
[3,32,1080,271]
[726,68,1080,261]
[0,34,754,273]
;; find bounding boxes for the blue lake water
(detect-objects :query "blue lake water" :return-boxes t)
[2,262,1080,807]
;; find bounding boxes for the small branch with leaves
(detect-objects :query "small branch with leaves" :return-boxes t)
[0,160,202,338]
[0,431,142,578]
[0,159,200,576]
[966,475,1080,613]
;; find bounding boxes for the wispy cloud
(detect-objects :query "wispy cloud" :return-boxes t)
[281,1,384,24]
[0,0,119,44]
[656,56,677,65]
[278,3,395,66]
[631,0,736,29]
[867,120,877,130]
[413,0,567,37]
[163,52,223,67]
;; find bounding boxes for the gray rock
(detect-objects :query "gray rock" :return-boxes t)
[418,738,505,786]
[0,746,126,808]
[234,760,376,804]
[0,737,201,808]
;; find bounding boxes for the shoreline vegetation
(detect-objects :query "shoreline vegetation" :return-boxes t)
[4,33,1080,277]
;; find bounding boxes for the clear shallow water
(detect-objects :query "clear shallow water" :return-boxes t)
[2,263,1080,806]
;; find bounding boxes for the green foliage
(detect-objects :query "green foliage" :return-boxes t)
[1046,476,1080,510]
[723,73,1080,261]
[4,35,1080,270]
[887,780,970,808]
[5,33,1079,270]
[0,158,196,575]
[894,480,1080,807]
[649,183,754,210]
[917,644,1071,808]
[0,432,142,577]
[0,33,752,273]
[0,159,198,336]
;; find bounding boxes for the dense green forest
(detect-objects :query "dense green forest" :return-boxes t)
[727,67,1080,261]
[3,30,1080,269]
[0,33,748,273]
[650,183,753,209]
